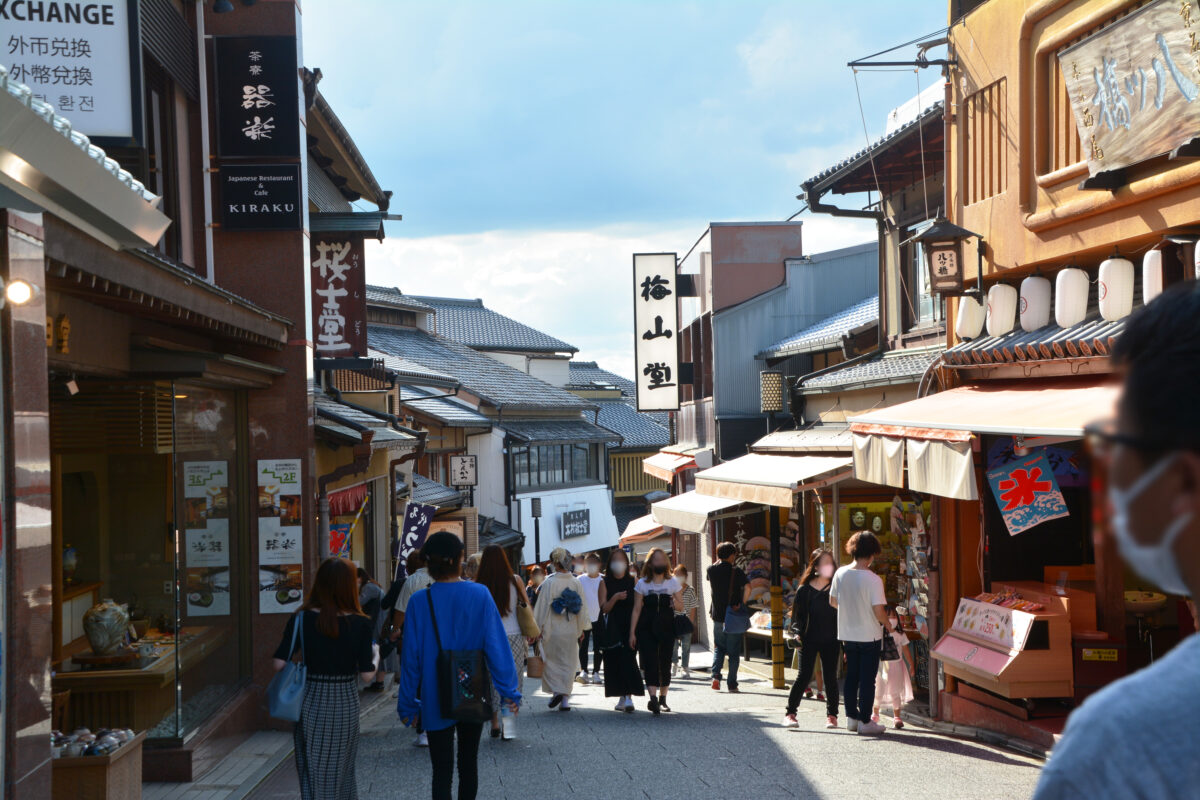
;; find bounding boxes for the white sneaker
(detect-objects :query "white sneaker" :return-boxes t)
[560,696,571,710]
[857,720,887,735]
[415,732,429,747]
[592,673,603,685]
[501,714,516,740]
[783,713,799,728]
[681,668,690,678]
[614,699,626,711]
[846,718,859,732]
[671,664,678,677]
[581,673,593,685]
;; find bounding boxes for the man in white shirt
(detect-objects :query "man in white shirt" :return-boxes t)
[1033,285,1200,799]
[829,531,889,736]
[577,552,605,683]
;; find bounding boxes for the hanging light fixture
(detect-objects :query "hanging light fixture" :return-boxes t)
[1055,268,1090,328]
[986,284,1018,337]
[1143,249,1164,306]
[955,295,986,340]
[1099,252,1134,321]
[759,370,785,414]
[1019,275,1052,332]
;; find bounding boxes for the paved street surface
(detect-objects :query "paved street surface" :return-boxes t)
[249,664,1043,800]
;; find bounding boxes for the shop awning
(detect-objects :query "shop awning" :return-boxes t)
[619,514,665,545]
[651,491,743,534]
[847,380,1119,440]
[328,483,369,517]
[751,425,852,453]
[643,451,695,482]
[693,454,852,508]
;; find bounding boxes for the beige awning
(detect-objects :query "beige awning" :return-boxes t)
[752,425,852,453]
[651,490,743,534]
[694,453,852,508]
[643,451,695,482]
[852,433,904,488]
[907,438,977,501]
[619,514,664,545]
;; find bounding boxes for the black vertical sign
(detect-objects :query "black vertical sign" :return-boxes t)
[214,36,300,159]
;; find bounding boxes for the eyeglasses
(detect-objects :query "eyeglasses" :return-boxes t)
[1083,419,1165,460]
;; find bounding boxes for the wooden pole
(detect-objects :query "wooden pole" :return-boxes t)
[768,506,785,689]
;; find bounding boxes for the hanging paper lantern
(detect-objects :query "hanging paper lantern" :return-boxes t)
[986,283,1018,337]
[1099,256,1134,321]
[1055,268,1090,328]
[1143,249,1164,306]
[1193,242,1200,281]
[955,295,985,340]
[1019,275,1051,332]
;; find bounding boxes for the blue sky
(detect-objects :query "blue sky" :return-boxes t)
[302,1,947,376]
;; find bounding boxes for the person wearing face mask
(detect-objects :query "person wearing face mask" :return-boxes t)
[1033,285,1200,800]
[629,548,685,714]
[576,553,605,684]
[598,549,644,711]
[526,565,545,608]
[829,531,890,735]
[783,549,841,729]
[670,565,699,677]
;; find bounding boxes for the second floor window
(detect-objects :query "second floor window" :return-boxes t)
[902,222,944,331]
[511,443,599,490]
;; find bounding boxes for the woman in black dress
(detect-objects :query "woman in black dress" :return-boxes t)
[782,548,840,730]
[597,549,644,712]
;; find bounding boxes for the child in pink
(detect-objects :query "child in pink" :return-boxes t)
[872,608,914,729]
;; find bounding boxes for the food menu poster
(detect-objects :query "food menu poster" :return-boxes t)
[258,458,303,614]
[183,461,230,617]
[950,598,1018,651]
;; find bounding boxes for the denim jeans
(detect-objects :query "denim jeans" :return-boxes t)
[672,630,693,669]
[710,621,742,688]
[842,639,882,723]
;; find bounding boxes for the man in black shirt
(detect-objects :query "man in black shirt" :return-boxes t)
[706,541,750,692]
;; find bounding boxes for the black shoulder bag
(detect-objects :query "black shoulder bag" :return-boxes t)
[425,586,493,723]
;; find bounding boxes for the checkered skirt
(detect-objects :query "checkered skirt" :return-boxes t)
[489,633,527,710]
[294,674,361,800]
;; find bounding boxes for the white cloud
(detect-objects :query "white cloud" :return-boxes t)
[365,218,876,381]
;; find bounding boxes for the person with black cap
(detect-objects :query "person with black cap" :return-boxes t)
[397,531,521,800]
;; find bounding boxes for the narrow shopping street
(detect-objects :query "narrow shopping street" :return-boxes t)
[250,665,1042,800]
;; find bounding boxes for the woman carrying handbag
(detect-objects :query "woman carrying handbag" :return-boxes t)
[476,545,536,741]
[271,557,377,800]
[398,532,521,800]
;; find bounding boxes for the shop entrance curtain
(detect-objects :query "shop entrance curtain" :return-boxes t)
[852,433,905,488]
[907,438,978,501]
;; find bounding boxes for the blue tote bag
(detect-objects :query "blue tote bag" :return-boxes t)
[267,612,307,721]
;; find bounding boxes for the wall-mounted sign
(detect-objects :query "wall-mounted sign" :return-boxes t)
[0,0,141,141]
[257,458,303,614]
[183,461,230,617]
[985,451,1069,536]
[310,235,366,354]
[449,455,477,488]
[561,508,590,539]
[220,163,302,231]
[632,252,679,412]
[1059,0,1200,176]
[214,35,300,159]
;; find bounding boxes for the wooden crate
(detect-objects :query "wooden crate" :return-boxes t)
[52,732,144,800]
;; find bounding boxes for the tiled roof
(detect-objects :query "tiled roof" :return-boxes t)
[594,400,671,449]
[759,295,880,358]
[500,418,622,445]
[480,517,524,549]
[366,286,435,313]
[368,348,458,388]
[412,295,577,353]
[399,385,492,428]
[613,502,647,537]
[567,361,635,396]
[796,349,941,394]
[943,313,1125,367]
[369,325,592,412]
[412,474,463,508]
[314,394,416,450]
[802,101,944,192]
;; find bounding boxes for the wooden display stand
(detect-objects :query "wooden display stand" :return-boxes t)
[933,582,1078,700]
[52,732,145,800]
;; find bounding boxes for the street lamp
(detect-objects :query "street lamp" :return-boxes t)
[914,217,984,297]
[760,369,785,434]
[530,496,542,565]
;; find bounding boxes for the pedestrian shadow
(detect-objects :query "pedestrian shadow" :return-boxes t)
[783,725,1040,769]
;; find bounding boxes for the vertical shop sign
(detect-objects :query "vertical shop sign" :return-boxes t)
[399,502,437,573]
[257,458,303,614]
[183,461,230,616]
[632,252,680,411]
[214,36,300,158]
[310,235,367,355]
[986,452,1069,536]
[449,455,477,487]
[1059,0,1200,176]
[0,0,141,140]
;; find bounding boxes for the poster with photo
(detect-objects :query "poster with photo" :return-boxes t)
[258,458,304,614]
[183,461,230,616]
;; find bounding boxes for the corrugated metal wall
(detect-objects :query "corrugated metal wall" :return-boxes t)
[713,242,878,417]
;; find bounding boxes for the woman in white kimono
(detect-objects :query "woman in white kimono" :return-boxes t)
[532,547,591,710]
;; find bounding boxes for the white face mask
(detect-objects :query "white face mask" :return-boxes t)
[572,563,583,574]
[818,563,834,579]
[586,564,599,576]
[1109,454,1193,597]
[609,561,626,576]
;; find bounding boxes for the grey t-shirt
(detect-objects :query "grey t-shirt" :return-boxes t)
[1032,632,1200,799]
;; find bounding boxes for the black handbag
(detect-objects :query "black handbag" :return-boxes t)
[673,613,694,637]
[880,626,901,662]
[425,587,493,723]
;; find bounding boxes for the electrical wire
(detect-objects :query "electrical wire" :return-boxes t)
[851,27,950,66]
[915,69,932,224]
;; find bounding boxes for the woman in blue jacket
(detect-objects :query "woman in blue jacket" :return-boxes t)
[398,532,521,800]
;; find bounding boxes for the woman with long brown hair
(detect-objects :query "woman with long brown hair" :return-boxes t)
[476,545,528,740]
[628,547,683,715]
[272,557,377,800]
[782,548,840,730]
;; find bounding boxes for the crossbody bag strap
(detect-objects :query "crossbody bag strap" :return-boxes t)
[287,610,304,665]
[425,586,444,656]
[728,564,740,609]
[512,575,528,607]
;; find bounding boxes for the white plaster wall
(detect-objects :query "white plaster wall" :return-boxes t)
[514,483,619,565]
[528,357,569,387]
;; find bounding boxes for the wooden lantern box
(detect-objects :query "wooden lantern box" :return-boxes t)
[52,732,145,800]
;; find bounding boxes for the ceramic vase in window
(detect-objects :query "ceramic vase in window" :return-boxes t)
[82,599,129,655]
